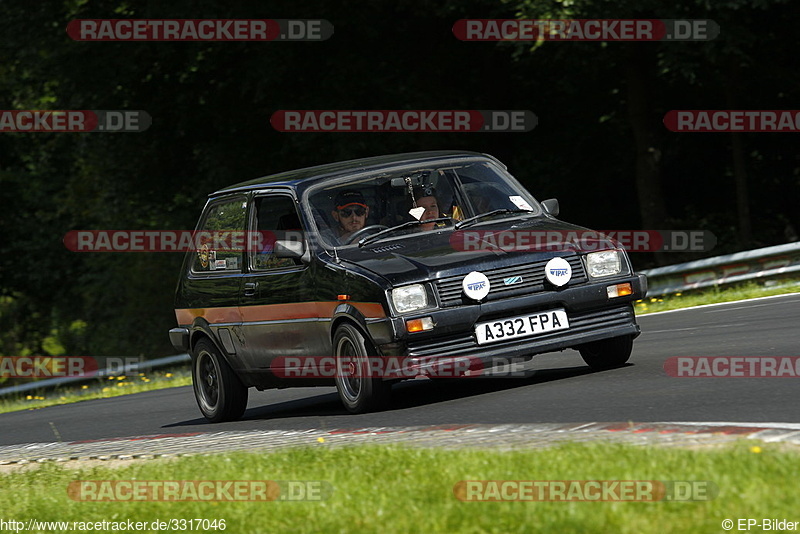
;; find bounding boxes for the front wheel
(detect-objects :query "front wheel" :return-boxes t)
[192,338,248,422]
[578,335,634,370]
[333,323,392,414]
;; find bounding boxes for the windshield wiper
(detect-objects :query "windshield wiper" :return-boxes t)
[454,209,535,229]
[358,217,453,247]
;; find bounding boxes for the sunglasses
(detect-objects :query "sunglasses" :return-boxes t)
[339,207,366,218]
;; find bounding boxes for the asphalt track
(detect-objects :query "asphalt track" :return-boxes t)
[1,294,798,447]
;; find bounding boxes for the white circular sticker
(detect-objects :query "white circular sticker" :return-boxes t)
[545,257,572,287]
[462,271,491,300]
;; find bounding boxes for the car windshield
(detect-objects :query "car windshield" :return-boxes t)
[306,160,541,247]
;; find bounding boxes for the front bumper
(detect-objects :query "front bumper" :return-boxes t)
[377,273,646,369]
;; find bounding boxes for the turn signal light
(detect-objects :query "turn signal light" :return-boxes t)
[607,283,633,298]
[406,317,434,333]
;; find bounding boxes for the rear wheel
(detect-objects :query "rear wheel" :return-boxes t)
[333,323,392,414]
[578,335,634,370]
[192,338,248,422]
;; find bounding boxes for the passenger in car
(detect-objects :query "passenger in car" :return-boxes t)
[410,186,443,231]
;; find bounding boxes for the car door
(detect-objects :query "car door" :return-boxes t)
[175,195,249,371]
[237,192,326,376]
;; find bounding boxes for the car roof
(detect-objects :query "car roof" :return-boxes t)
[211,150,501,197]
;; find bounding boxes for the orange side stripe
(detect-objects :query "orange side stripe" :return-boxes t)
[175,307,242,325]
[175,301,386,326]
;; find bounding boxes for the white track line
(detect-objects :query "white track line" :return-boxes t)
[637,292,800,318]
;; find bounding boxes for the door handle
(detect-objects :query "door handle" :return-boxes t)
[243,282,257,297]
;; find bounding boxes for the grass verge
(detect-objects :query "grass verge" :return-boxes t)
[0,441,796,533]
[0,368,191,415]
[635,278,800,315]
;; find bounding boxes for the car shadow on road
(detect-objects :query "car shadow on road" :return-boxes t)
[163,363,627,429]
[383,365,606,411]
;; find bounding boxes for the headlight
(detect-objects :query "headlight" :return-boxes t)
[585,250,622,278]
[391,284,428,313]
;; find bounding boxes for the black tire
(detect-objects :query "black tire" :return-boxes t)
[578,335,634,370]
[192,338,248,422]
[333,323,392,414]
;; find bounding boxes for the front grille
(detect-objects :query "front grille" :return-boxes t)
[407,305,635,358]
[435,255,587,307]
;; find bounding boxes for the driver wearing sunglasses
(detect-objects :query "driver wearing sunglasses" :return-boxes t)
[331,189,370,241]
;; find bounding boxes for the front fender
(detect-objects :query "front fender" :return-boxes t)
[331,302,396,351]
[331,302,369,338]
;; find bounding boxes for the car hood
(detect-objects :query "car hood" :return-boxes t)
[335,217,610,286]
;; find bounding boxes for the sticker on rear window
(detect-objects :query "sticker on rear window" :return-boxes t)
[509,196,534,211]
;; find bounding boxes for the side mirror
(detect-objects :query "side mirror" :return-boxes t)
[541,198,559,217]
[274,240,306,260]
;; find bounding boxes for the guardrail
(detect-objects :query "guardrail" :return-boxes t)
[640,241,800,296]
[0,353,191,398]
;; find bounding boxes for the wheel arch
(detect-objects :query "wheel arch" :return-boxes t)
[187,319,234,366]
[330,304,378,353]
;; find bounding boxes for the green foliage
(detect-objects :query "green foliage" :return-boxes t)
[1,0,798,358]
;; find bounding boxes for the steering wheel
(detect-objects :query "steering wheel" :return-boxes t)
[344,225,389,245]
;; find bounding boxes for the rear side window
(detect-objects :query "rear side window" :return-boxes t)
[250,195,305,271]
[192,197,247,273]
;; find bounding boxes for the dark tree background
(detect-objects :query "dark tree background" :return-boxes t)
[1,0,798,361]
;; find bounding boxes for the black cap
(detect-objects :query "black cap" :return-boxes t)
[334,190,367,209]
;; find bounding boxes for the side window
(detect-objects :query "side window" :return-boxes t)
[250,195,305,271]
[192,197,247,273]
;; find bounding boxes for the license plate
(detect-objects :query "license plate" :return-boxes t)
[475,309,569,345]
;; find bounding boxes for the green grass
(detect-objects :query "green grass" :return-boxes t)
[0,368,191,415]
[635,278,800,315]
[0,442,795,533]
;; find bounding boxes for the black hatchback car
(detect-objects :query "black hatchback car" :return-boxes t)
[170,151,647,422]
